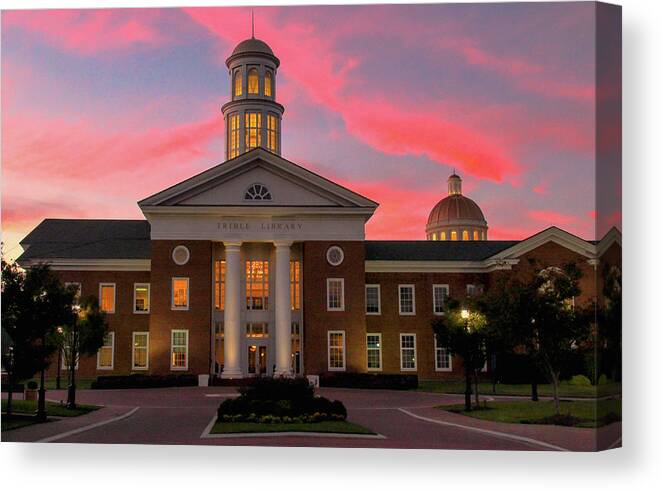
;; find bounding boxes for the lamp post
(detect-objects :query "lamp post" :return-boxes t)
[66,305,80,410]
[461,309,472,411]
[35,333,47,422]
[56,327,63,390]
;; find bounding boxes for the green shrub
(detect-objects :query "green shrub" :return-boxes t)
[568,374,592,386]
[598,374,611,385]
[26,380,38,390]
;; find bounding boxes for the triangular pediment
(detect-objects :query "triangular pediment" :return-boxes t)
[139,148,378,209]
[486,226,596,260]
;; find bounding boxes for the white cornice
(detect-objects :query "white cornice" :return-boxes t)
[487,227,596,260]
[140,206,375,217]
[365,259,519,273]
[19,259,151,271]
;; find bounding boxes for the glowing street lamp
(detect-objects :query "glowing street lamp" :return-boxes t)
[461,309,470,320]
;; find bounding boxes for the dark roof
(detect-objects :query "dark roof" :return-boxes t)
[17,219,151,261]
[364,240,520,261]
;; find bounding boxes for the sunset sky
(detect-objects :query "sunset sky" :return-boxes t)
[1,3,621,261]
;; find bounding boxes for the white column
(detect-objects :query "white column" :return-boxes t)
[222,241,243,379]
[274,241,293,377]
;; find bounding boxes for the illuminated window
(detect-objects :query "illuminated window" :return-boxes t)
[172,278,189,310]
[171,330,188,370]
[365,284,381,314]
[327,278,344,311]
[228,113,240,158]
[431,233,437,241]
[400,333,417,371]
[99,283,116,313]
[234,70,242,97]
[290,260,300,310]
[246,322,269,338]
[328,330,345,371]
[473,230,479,240]
[214,260,226,310]
[248,68,259,94]
[267,114,278,153]
[433,284,449,315]
[132,332,149,370]
[462,230,469,240]
[367,333,382,371]
[398,284,415,315]
[440,231,446,241]
[133,283,150,313]
[264,70,273,97]
[451,230,458,241]
[435,335,452,371]
[246,261,269,310]
[97,332,114,370]
[245,112,262,149]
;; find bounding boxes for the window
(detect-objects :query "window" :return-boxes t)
[451,230,458,241]
[264,70,273,97]
[133,283,150,313]
[65,282,81,303]
[246,260,269,310]
[432,284,449,315]
[267,114,278,153]
[326,245,344,266]
[233,70,242,97]
[248,68,259,94]
[214,260,226,310]
[172,245,190,265]
[290,260,301,310]
[473,230,479,240]
[172,278,189,310]
[400,334,417,371]
[132,332,149,370]
[440,231,446,241]
[328,330,345,371]
[244,183,272,200]
[366,333,382,371]
[246,322,269,338]
[327,278,345,311]
[466,284,484,297]
[228,113,240,158]
[434,335,452,371]
[97,332,114,370]
[462,230,469,240]
[431,233,437,241]
[245,112,262,150]
[171,330,188,370]
[365,284,381,314]
[99,283,116,313]
[398,284,416,315]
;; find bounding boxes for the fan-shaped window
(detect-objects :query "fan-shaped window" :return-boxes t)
[264,71,273,97]
[248,68,259,94]
[244,184,272,201]
[234,70,243,97]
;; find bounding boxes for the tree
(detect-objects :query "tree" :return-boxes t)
[432,298,489,411]
[60,295,107,408]
[598,263,621,382]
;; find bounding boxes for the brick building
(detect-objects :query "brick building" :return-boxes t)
[16,36,621,382]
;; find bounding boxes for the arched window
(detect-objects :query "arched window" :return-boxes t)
[245,112,262,150]
[462,230,469,241]
[440,231,446,241]
[234,70,243,97]
[244,183,272,201]
[473,230,479,241]
[264,71,272,97]
[432,233,437,241]
[266,114,278,153]
[451,231,457,241]
[228,113,240,159]
[248,68,259,94]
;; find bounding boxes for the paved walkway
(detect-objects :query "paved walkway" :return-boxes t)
[1,387,621,451]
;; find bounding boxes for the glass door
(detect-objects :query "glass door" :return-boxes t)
[247,344,268,376]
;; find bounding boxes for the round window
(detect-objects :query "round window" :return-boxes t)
[326,246,344,266]
[172,245,190,266]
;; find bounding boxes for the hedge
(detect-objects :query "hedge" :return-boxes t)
[90,374,198,389]
[319,372,418,390]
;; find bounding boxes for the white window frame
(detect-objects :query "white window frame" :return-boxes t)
[327,330,346,371]
[99,283,116,314]
[366,333,383,372]
[133,283,151,314]
[326,278,345,311]
[434,335,452,372]
[365,284,381,315]
[432,284,449,316]
[131,332,150,371]
[400,333,417,371]
[398,284,416,315]
[96,331,114,370]
[171,277,190,311]
[171,329,189,371]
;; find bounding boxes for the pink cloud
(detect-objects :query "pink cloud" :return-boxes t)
[528,209,577,226]
[533,181,549,195]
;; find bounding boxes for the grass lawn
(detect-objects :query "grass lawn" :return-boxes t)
[418,380,621,398]
[438,398,621,428]
[2,399,100,418]
[23,378,97,391]
[211,420,375,435]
